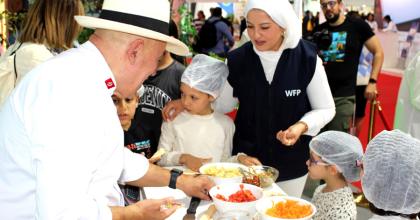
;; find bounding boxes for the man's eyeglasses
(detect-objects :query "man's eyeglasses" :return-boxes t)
[308,157,330,166]
[321,1,337,9]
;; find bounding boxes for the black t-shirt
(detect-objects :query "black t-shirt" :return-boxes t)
[121,129,153,205]
[131,60,185,154]
[124,129,153,158]
[314,17,374,97]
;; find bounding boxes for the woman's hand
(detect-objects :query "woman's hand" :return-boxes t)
[237,154,262,166]
[276,121,308,146]
[179,154,212,172]
[162,100,184,122]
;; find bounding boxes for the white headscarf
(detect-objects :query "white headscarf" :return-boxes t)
[244,0,301,51]
[244,0,302,84]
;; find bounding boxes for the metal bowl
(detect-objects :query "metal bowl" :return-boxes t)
[250,165,279,188]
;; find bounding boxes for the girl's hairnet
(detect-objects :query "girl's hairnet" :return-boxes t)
[244,0,301,50]
[309,131,363,182]
[362,130,420,215]
[181,54,228,98]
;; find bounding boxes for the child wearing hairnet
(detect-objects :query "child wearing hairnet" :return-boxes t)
[156,54,257,171]
[362,130,420,220]
[307,131,363,220]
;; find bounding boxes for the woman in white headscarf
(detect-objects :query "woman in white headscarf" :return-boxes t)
[222,0,335,197]
[163,0,335,197]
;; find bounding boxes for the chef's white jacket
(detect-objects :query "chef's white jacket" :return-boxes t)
[0,41,149,219]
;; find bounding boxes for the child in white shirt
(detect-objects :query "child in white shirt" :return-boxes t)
[307,131,363,220]
[157,54,244,171]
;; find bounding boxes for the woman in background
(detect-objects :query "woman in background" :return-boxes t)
[365,13,378,32]
[0,0,83,106]
[382,15,398,32]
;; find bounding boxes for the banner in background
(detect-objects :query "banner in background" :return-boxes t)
[217,3,234,15]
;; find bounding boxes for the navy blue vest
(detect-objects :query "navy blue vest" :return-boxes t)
[227,40,317,181]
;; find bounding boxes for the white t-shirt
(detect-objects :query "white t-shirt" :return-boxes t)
[311,184,357,220]
[0,41,149,219]
[15,42,55,83]
[157,111,235,166]
[383,21,398,33]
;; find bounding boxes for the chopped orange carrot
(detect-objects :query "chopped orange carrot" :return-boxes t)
[266,199,312,219]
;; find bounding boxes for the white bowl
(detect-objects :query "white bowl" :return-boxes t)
[256,196,316,220]
[209,183,263,215]
[199,162,247,185]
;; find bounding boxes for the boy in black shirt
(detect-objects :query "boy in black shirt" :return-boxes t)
[112,91,152,205]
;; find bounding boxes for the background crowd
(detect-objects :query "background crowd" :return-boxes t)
[0,0,419,219]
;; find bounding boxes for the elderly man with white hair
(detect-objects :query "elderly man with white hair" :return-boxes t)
[0,0,213,219]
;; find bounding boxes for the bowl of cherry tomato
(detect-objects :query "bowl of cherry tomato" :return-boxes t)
[209,183,263,215]
[256,196,316,220]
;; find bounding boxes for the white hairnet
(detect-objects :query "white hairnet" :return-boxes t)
[181,54,228,98]
[309,131,363,182]
[244,0,301,50]
[362,130,420,215]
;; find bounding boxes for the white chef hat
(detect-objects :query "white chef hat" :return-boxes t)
[181,54,228,99]
[362,130,420,215]
[309,131,364,182]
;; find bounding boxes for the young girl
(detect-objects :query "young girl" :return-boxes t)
[307,131,363,220]
[157,54,255,171]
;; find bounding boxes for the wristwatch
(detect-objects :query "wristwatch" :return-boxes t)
[169,168,183,189]
[368,78,377,84]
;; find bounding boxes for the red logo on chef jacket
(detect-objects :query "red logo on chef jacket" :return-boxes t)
[105,78,115,89]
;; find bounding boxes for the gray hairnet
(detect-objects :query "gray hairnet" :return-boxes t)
[244,0,301,50]
[181,54,228,98]
[362,130,420,215]
[309,131,363,182]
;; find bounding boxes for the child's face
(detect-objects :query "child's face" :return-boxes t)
[306,150,330,180]
[112,92,139,130]
[180,83,215,115]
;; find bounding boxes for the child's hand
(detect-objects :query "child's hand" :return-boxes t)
[238,155,262,166]
[162,100,184,122]
[148,156,161,164]
[180,154,212,172]
[276,121,308,146]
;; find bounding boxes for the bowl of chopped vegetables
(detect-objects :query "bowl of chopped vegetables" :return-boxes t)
[256,196,316,220]
[242,165,280,188]
[209,183,263,215]
[200,162,247,185]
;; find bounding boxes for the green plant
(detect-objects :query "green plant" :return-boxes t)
[178,4,196,51]
[77,28,94,44]
[0,10,26,34]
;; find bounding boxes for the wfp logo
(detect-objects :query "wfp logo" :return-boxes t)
[285,89,301,97]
